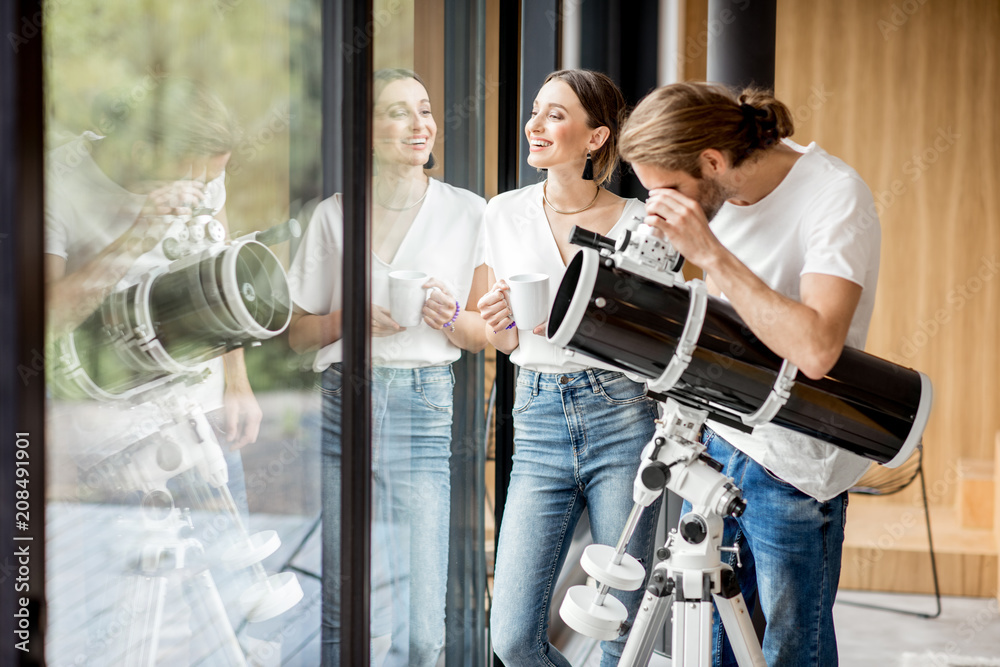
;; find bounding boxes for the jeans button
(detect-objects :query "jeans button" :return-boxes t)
[559,375,569,384]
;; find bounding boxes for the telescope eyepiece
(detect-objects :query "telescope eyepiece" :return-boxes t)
[568,225,616,252]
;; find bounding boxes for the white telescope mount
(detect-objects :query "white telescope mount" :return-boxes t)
[558,398,766,667]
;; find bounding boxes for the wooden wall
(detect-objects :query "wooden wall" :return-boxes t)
[681,0,1000,505]
[772,0,1000,505]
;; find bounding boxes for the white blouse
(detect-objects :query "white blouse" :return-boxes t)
[288,178,486,371]
[484,181,646,373]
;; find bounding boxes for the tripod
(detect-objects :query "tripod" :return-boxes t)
[559,399,765,667]
[93,377,303,666]
[112,506,246,665]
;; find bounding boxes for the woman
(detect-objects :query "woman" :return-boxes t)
[480,69,662,667]
[287,69,488,666]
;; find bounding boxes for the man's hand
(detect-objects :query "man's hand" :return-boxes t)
[643,188,725,271]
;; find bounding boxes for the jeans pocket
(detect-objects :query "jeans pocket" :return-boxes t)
[597,373,647,405]
[512,381,535,414]
[760,463,796,489]
[320,364,344,396]
[419,373,455,412]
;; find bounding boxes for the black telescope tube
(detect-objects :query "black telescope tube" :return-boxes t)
[548,249,931,466]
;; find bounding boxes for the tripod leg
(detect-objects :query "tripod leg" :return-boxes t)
[116,574,168,667]
[618,566,674,667]
[186,567,249,666]
[713,568,765,667]
[671,576,713,667]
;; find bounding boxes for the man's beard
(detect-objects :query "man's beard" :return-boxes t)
[697,174,732,222]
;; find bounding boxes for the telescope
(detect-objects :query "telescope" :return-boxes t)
[52,215,298,402]
[48,211,306,661]
[546,219,932,467]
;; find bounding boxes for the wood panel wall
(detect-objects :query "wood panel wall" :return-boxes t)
[772,0,1000,505]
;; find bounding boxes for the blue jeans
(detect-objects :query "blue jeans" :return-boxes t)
[684,427,848,667]
[491,368,661,667]
[318,363,455,667]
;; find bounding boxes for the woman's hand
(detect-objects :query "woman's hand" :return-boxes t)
[644,188,725,270]
[221,349,263,451]
[372,304,403,337]
[422,278,459,330]
[222,380,263,451]
[477,280,514,332]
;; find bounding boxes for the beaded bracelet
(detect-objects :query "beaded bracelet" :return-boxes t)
[442,300,461,329]
[493,320,516,334]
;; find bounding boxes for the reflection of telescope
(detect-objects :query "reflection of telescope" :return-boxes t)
[49,213,304,665]
[549,222,932,467]
[53,216,297,401]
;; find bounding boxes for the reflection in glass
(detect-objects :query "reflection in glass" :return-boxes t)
[43,4,322,660]
[287,69,488,665]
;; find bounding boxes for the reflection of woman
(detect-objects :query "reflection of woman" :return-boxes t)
[287,69,487,666]
[479,70,661,667]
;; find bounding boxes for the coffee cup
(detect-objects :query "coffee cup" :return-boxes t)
[507,273,549,331]
[388,270,429,327]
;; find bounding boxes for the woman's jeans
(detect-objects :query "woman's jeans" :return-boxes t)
[490,368,661,667]
[317,363,455,667]
[685,427,848,667]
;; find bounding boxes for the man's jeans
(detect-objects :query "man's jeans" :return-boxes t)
[317,363,454,667]
[683,427,848,667]
[491,368,661,667]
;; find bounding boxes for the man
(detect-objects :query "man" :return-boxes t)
[44,77,264,664]
[45,77,261,459]
[619,82,880,665]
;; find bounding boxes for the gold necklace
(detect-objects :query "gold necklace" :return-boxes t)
[543,181,600,215]
[375,179,429,212]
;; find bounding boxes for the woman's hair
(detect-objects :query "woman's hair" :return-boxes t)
[374,67,427,105]
[619,82,794,177]
[542,69,627,186]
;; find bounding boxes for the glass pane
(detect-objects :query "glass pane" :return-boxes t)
[43,1,325,664]
[284,0,489,663]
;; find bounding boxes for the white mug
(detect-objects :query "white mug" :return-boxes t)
[507,273,549,331]
[388,270,429,327]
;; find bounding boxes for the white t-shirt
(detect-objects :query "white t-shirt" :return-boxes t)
[45,133,228,464]
[484,181,648,373]
[707,140,882,501]
[287,178,487,371]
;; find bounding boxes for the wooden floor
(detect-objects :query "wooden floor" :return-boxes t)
[45,502,323,667]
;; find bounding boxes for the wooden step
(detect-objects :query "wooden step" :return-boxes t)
[957,458,995,530]
[840,497,997,598]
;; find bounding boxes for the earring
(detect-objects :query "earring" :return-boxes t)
[424,153,436,170]
[582,151,594,180]
[372,148,379,176]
